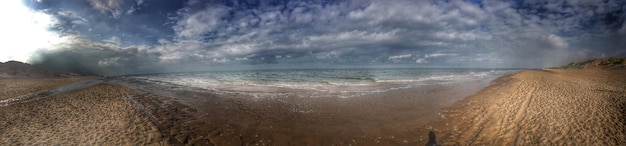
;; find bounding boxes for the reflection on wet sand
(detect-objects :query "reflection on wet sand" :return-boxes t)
[111,76,494,145]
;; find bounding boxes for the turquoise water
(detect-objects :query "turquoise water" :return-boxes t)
[130,68,519,97]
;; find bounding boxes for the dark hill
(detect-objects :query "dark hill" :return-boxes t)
[0,61,81,78]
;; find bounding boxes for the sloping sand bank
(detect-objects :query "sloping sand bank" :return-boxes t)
[0,84,166,145]
[0,77,93,100]
[433,69,626,145]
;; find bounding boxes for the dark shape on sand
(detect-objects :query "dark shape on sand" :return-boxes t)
[426,131,437,146]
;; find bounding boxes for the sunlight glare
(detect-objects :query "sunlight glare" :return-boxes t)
[0,0,66,63]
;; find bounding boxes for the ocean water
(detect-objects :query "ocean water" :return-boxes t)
[129,68,519,97]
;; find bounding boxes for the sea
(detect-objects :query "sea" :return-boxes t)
[127,68,520,98]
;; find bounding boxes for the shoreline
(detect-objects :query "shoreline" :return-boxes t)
[112,73,499,145]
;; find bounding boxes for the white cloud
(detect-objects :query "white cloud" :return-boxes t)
[57,11,88,25]
[135,0,144,5]
[434,31,490,41]
[425,53,459,58]
[88,0,123,18]
[103,36,122,46]
[347,1,440,25]
[388,54,412,60]
[308,30,397,42]
[0,0,69,62]
[158,39,170,45]
[173,5,229,39]
[98,57,121,66]
[217,42,262,56]
[212,58,230,63]
[547,34,568,49]
[235,57,249,61]
[316,50,342,60]
[415,58,428,64]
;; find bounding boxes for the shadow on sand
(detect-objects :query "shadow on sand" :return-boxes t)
[425,131,437,146]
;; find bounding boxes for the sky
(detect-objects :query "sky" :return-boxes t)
[0,0,624,75]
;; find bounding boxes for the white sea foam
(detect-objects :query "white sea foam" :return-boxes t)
[130,68,519,97]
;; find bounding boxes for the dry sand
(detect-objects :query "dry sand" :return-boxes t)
[0,83,166,145]
[432,69,626,145]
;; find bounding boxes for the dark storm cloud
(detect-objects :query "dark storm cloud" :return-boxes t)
[25,0,626,75]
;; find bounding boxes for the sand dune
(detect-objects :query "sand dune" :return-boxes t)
[433,69,626,145]
[0,84,166,145]
[0,61,79,78]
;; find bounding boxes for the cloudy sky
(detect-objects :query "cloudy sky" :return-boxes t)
[0,0,624,75]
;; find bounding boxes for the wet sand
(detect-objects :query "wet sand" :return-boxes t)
[432,69,626,145]
[0,83,166,145]
[114,76,494,145]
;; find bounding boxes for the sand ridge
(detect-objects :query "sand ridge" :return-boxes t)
[434,69,626,145]
[0,77,93,100]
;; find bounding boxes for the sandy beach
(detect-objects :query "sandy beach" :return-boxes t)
[0,68,624,145]
[432,68,626,145]
[2,0,624,144]
[0,83,166,145]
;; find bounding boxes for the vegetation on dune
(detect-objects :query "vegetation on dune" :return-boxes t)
[552,57,626,69]
[601,57,625,65]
